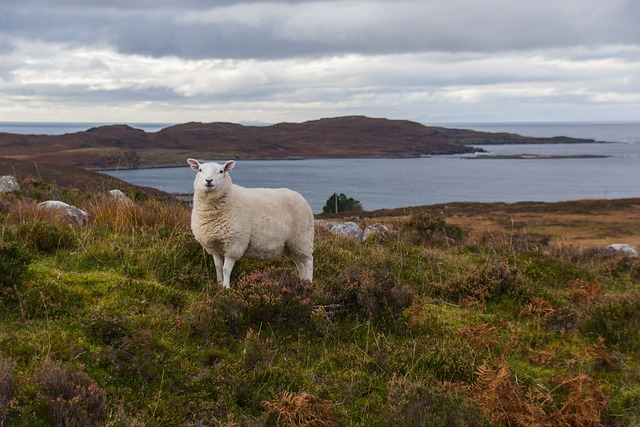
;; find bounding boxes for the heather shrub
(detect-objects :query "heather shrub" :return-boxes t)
[17,221,76,252]
[386,374,487,427]
[96,328,164,385]
[35,358,107,427]
[433,260,519,305]
[580,291,640,352]
[0,354,16,425]
[521,252,586,289]
[606,256,640,282]
[403,213,466,247]
[509,232,550,253]
[322,265,414,323]
[122,186,149,202]
[84,315,133,346]
[186,290,249,339]
[236,267,314,327]
[0,241,31,294]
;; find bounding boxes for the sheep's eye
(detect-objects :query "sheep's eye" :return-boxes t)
[219,170,224,174]
[198,168,202,172]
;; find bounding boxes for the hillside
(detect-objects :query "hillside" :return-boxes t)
[0,157,169,198]
[1,176,639,425]
[0,116,596,169]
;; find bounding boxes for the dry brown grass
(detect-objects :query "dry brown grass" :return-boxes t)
[87,196,190,232]
[470,362,609,426]
[261,391,335,427]
[348,198,640,249]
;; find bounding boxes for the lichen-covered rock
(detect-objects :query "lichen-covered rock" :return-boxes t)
[109,189,131,201]
[363,223,390,241]
[315,220,364,242]
[607,244,638,258]
[0,175,20,192]
[37,201,89,226]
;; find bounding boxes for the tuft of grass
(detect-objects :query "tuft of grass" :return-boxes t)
[0,241,31,293]
[0,354,16,425]
[261,390,335,427]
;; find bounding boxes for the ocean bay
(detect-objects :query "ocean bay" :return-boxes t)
[102,142,640,213]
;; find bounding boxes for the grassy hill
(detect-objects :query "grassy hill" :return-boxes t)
[1,176,638,426]
[0,116,596,169]
[0,157,170,199]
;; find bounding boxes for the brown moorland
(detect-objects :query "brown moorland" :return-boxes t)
[329,198,640,249]
[0,116,596,169]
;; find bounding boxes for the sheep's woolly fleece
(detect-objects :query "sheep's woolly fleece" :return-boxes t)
[188,159,314,288]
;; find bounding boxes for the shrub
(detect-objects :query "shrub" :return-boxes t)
[186,290,249,339]
[434,260,518,305]
[84,315,133,346]
[0,241,31,293]
[581,291,640,352]
[236,267,314,327]
[403,214,466,247]
[322,265,414,323]
[35,358,107,427]
[322,192,362,214]
[261,390,335,427]
[17,221,75,252]
[386,374,487,426]
[0,354,16,425]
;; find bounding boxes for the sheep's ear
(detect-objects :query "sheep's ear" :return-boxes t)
[187,158,200,171]
[224,160,236,173]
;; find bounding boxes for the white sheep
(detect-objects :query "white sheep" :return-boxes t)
[188,158,314,288]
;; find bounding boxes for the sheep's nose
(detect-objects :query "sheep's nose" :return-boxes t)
[205,179,213,185]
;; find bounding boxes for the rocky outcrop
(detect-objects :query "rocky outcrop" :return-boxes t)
[315,220,390,242]
[37,201,89,226]
[0,175,20,192]
[607,244,638,257]
[109,189,131,201]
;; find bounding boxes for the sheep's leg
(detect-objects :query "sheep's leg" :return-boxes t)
[221,257,237,288]
[293,260,306,279]
[303,257,313,282]
[212,253,224,284]
[293,256,313,283]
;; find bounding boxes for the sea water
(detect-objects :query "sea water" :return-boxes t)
[102,142,640,213]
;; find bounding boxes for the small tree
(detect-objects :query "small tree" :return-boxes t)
[322,193,362,214]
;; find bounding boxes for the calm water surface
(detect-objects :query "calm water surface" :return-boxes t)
[103,142,640,213]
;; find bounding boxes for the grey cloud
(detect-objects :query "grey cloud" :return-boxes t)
[1,0,638,60]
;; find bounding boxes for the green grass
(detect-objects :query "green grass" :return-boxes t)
[1,180,639,426]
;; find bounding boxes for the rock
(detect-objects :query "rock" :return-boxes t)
[314,220,335,232]
[109,189,131,201]
[315,220,364,242]
[363,223,390,241]
[0,175,20,192]
[37,201,89,226]
[607,244,638,258]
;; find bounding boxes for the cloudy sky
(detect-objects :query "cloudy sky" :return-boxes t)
[1,0,639,124]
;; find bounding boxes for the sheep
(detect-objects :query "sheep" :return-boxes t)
[188,158,314,288]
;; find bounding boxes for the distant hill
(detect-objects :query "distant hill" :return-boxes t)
[0,116,596,169]
[0,157,168,197]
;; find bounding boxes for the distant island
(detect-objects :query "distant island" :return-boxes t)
[0,116,598,169]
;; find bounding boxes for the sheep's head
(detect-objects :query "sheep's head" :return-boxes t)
[188,158,235,194]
